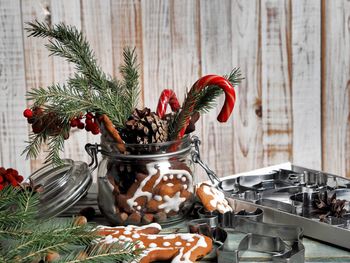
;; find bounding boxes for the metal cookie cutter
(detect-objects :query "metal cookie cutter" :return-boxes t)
[188,209,305,263]
[217,213,305,263]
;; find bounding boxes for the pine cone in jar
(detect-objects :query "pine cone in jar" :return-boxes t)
[120,108,169,145]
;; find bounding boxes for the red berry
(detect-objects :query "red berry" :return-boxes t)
[77,122,85,129]
[0,167,5,175]
[16,175,24,183]
[85,119,93,126]
[0,184,4,191]
[7,168,18,176]
[10,180,18,187]
[0,175,3,183]
[85,112,93,120]
[5,174,14,182]
[85,125,91,132]
[23,108,33,118]
[91,127,100,135]
[70,119,78,127]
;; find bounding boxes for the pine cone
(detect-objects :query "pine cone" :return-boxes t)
[315,191,347,220]
[121,108,169,144]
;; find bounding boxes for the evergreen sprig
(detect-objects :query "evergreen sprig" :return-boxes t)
[0,187,140,262]
[23,20,140,166]
[169,68,243,139]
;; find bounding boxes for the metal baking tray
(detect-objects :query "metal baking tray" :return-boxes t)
[219,164,350,250]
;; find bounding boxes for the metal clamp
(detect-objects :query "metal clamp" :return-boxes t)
[85,143,102,172]
[191,136,221,185]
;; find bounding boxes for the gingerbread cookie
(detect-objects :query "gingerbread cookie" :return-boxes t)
[113,160,194,224]
[196,183,233,214]
[96,223,212,263]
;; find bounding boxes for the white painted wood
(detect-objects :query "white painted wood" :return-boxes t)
[323,0,350,177]
[80,0,113,167]
[0,0,31,175]
[261,0,293,166]
[0,0,349,179]
[230,0,264,174]
[199,0,236,179]
[50,0,89,163]
[21,0,54,171]
[141,0,174,110]
[110,0,143,105]
[81,0,113,77]
[291,0,322,170]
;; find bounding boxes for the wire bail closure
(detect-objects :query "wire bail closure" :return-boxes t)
[191,136,221,185]
[85,143,101,172]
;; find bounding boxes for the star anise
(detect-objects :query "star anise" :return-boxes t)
[315,191,347,221]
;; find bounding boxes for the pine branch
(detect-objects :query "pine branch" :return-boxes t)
[25,21,108,91]
[23,21,141,166]
[120,47,140,112]
[45,133,66,165]
[0,188,140,263]
[0,187,38,228]
[57,243,140,263]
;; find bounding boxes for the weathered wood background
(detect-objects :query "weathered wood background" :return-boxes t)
[0,0,349,182]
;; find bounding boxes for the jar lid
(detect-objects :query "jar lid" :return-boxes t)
[29,159,92,218]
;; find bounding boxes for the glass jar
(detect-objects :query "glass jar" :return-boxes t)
[90,135,195,226]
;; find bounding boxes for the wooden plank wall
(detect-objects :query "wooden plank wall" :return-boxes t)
[0,0,349,182]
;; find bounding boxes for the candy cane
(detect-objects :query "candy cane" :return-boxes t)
[156,89,180,118]
[177,75,236,139]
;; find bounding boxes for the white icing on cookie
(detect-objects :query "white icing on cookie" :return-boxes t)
[154,195,163,201]
[124,230,131,235]
[166,183,174,187]
[175,241,182,246]
[171,234,208,262]
[158,192,186,213]
[163,234,176,239]
[202,184,232,213]
[132,233,140,239]
[163,241,171,246]
[126,161,193,210]
[149,243,157,248]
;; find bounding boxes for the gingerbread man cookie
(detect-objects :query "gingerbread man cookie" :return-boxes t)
[96,223,212,263]
[196,183,233,214]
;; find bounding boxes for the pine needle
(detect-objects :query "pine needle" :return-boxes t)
[23,21,141,166]
[0,188,140,262]
[120,47,140,112]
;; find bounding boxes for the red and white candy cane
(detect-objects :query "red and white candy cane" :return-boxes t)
[156,89,181,118]
[177,75,236,139]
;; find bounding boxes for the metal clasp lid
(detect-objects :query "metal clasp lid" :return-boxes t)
[191,136,221,185]
[85,143,102,172]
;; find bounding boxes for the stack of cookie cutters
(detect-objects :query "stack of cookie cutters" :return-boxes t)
[188,208,305,262]
[190,137,305,262]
